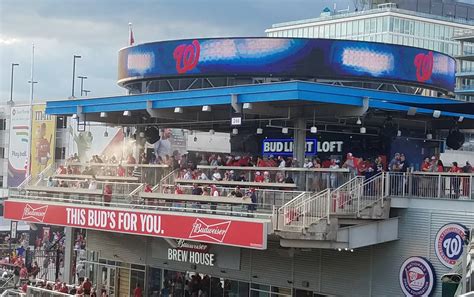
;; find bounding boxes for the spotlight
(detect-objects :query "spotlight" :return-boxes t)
[139,132,145,138]
[360,127,366,134]
[397,130,402,137]
[256,128,263,134]
[209,129,215,135]
[123,110,131,116]
[243,103,252,110]
[72,114,78,119]
[458,116,464,122]
[356,118,362,125]
[232,128,238,135]
[433,110,441,118]
[100,112,107,118]
[202,105,211,112]
[350,249,354,252]
[426,133,433,140]
[338,248,342,251]
[310,126,317,134]
[446,130,465,150]
[174,107,183,114]
[282,127,289,134]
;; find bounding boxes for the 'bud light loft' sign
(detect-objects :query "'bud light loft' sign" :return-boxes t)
[262,139,343,156]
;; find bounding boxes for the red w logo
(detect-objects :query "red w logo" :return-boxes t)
[173,40,200,74]
[414,51,434,82]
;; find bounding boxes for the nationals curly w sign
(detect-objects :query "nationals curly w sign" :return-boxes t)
[4,200,267,250]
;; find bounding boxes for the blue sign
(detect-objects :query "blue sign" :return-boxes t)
[434,223,466,268]
[399,256,435,297]
[118,38,455,92]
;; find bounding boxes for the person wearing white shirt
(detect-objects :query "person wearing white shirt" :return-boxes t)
[88,179,97,190]
[303,159,313,168]
[198,171,209,180]
[278,156,286,168]
[211,169,222,181]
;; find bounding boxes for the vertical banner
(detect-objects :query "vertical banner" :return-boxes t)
[7,105,30,187]
[10,221,17,239]
[31,104,56,176]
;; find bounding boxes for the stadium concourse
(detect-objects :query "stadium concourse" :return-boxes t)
[4,38,474,296]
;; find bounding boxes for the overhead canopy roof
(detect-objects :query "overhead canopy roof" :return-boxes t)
[46,81,474,124]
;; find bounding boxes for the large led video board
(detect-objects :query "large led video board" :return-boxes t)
[118,38,455,92]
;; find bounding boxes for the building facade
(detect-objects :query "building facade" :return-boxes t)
[265,3,474,101]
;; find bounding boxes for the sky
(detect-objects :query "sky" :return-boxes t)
[0,0,355,104]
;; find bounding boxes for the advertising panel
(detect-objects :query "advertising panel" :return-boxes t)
[118,38,455,92]
[7,106,30,187]
[4,200,268,250]
[262,138,343,156]
[30,105,56,176]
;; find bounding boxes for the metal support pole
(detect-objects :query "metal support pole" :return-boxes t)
[63,227,75,284]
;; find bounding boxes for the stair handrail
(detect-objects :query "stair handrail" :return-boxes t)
[154,168,179,192]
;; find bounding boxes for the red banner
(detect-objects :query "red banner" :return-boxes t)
[4,200,267,250]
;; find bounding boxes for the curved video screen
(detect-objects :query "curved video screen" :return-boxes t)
[118,37,455,92]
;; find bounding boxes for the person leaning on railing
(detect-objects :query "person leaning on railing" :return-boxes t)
[449,162,462,199]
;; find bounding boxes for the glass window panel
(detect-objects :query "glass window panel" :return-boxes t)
[377,17,382,32]
[429,40,434,49]
[393,18,400,33]
[370,18,376,33]
[435,25,440,39]
[335,23,341,37]
[358,20,364,34]
[364,19,370,33]
[297,28,303,36]
[382,16,388,32]
[376,34,382,42]
[400,19,405,34]
[282,30,288,37]
[303,27,308,37]
[352,21,357,35]
[319,26,324,37]
[341,22,347,37]
[329,24,335,38]
[324,25,330,38]
[388,17,393,32]
[415,21,420,36]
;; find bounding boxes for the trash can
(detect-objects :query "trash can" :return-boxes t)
[441,273,461,297]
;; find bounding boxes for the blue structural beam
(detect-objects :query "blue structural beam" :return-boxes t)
[46,81,474,119]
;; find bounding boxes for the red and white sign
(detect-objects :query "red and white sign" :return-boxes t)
[4,200,267,250]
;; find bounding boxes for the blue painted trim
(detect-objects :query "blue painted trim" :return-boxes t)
[45,81,471,119]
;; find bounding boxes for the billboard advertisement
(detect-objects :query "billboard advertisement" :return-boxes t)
[4,200,268,250]
[30,105,56,176]
[7,106,30,187]
[118,37,455,92]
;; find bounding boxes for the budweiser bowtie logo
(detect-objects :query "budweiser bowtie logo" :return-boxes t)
[22,204,48,222]
[189,219,231,243]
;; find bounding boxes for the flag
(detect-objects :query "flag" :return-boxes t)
[129,23,135,46]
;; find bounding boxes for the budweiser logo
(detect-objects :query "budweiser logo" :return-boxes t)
[189,219,231,243]
[22,204,48,222]
[176,239,209,252]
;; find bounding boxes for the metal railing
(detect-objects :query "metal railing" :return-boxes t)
[387,172,473,200]
[277,190,331,231]
[8,193,274,220]
[26,286,73,296]
[195,165,350,192]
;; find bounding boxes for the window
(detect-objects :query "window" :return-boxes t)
[303,27,308,37]
[370,18,376,33]
[329,24,335,38]
[377,17,382,33]
[297,28,303,37]
[319,26,324,38]
[56,116,67,129]
[341,22,347,37]
[358,19,364,34]
[55,147,66,160]
[324,25,329,38]
[0,119,6,131]
[0,147,4,158]
[393,18,400,33]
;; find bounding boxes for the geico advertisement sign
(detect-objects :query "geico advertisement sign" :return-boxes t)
[5,200,267,249]
[262,138,343,155]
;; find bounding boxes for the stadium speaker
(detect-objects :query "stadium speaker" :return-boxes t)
[145,126,161,144]
[380,118,398,139]
[446,130,465,150]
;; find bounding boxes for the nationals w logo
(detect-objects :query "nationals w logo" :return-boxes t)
[173,40,200,74]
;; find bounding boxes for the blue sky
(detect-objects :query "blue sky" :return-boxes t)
[0,0,354,103]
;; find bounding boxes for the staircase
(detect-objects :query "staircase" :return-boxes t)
[275,173,391,242]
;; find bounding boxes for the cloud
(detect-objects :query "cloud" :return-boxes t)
[0,0,352,104]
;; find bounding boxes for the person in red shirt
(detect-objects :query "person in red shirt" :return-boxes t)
[144,184,153,193]
[83,278,92,295]
[357,158,368,176]
[421,158,431,172]
[254,172,264,183]
[19,265,28,279]
[103,185,112,206]
[133,283,142,297]
[59,283,69,293]
[449,162,462,198]
[436,160,444,172]
[174,186,183,195]
[117,165,125,177]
